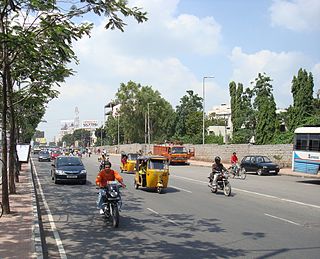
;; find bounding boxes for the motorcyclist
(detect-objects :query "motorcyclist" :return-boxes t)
[209,156,227,186]
[96,161,126,214]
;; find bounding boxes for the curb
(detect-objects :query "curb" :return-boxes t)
[30,160,44,259]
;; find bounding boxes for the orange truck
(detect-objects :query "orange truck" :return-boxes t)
[153,144,195,164]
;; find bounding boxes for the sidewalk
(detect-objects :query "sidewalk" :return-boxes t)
[0,162,42,259]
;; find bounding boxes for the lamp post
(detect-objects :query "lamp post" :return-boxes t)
[202,76,214,145]
[117,112,120,149]
[147,102,156,145]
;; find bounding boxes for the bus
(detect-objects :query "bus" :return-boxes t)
[292,126,320,174]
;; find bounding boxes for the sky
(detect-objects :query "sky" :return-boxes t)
[37,0,320,142]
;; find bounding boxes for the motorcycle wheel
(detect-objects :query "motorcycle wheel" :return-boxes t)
[224,183,232,196]
[240,168,247,180]
[111,204,119,228]
[157,187,162,194]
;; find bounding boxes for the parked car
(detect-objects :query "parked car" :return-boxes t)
[51,156,87,184]
[50,149,61,160]
[38,150,51,162]
[240,155,280,176]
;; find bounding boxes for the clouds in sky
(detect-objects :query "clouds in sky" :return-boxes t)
[40,0,320,140]
[269,0,320,31]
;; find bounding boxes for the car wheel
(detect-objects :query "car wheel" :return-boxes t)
[257,169,263,176]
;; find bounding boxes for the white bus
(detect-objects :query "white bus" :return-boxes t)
[292,126,320,174]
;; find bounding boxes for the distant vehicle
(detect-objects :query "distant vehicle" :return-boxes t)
[38,150,51,162]
[292,126,320,175]
[33,146,41,154]
[153,144,195,164]
[50,149,61,160]
[51,156,87,184]
[240,155,280,176]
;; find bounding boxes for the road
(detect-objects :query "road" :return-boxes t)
[33,154,320,259]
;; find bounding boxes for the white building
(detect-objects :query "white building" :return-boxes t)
[207,103,232,143]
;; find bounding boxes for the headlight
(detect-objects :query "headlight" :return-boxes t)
[110,191,118,197]
[55,170,65,175]
[80,170,87,174]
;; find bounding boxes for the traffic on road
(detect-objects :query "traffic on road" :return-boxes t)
[32,153,320,258]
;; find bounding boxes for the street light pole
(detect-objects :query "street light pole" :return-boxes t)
[117,113,120,149]
[147,102,156,146]
[202,76,214,145]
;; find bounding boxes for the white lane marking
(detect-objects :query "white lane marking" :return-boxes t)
[147,208,179,225]
[32,160,67,259]
[171,185,192,193]
[171,175,320,209]
[280,198,320,209]
[147,208,159,215]
[264,213,301,226]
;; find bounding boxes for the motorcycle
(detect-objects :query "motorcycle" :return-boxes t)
[208,171,232,196]
[99,181,122,228]
[229,163,246,180]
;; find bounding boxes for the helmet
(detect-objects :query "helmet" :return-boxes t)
[214,156,221,164]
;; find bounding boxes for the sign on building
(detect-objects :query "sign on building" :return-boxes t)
[82,120,98,129]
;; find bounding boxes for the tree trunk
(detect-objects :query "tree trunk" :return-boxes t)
[8,67,17,192]
[1,63,10,214]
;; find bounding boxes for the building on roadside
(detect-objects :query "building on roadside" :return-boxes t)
[207,103,232,143]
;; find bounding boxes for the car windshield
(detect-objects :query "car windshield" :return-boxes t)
[128,154,138,160]
[262,156,271,163]
[171,147,187,154]
[39,151,49,155]
[57,157,83,166]
[149,159,167,169]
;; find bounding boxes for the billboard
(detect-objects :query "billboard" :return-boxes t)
[82,120,99,129]
[61,120,75,131]
[35,138,47,144]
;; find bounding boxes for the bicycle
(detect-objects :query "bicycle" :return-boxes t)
[229,164,246,180]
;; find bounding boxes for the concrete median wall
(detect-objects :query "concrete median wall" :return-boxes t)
[96,143,293,168]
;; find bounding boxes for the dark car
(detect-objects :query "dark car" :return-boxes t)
[240,155,280,176]
[38,150,51,162]
[51,156,87,184]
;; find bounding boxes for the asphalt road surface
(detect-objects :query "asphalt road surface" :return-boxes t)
[33,154,320,259]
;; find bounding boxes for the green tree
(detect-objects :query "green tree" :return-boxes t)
[61,134,75,147]
[73,129,91,147]
[288,68,315,130]
[0,0,147,214]
[229,81,254,143]
[174,90,203,143]
[112,81,175,144]
[253,73,278,144]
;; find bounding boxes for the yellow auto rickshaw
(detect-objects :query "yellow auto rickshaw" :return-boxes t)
[120,153,128,173]
[120,152,139,173]
[134,156,169,194]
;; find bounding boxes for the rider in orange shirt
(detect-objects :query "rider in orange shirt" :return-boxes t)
[96,161,126,214]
